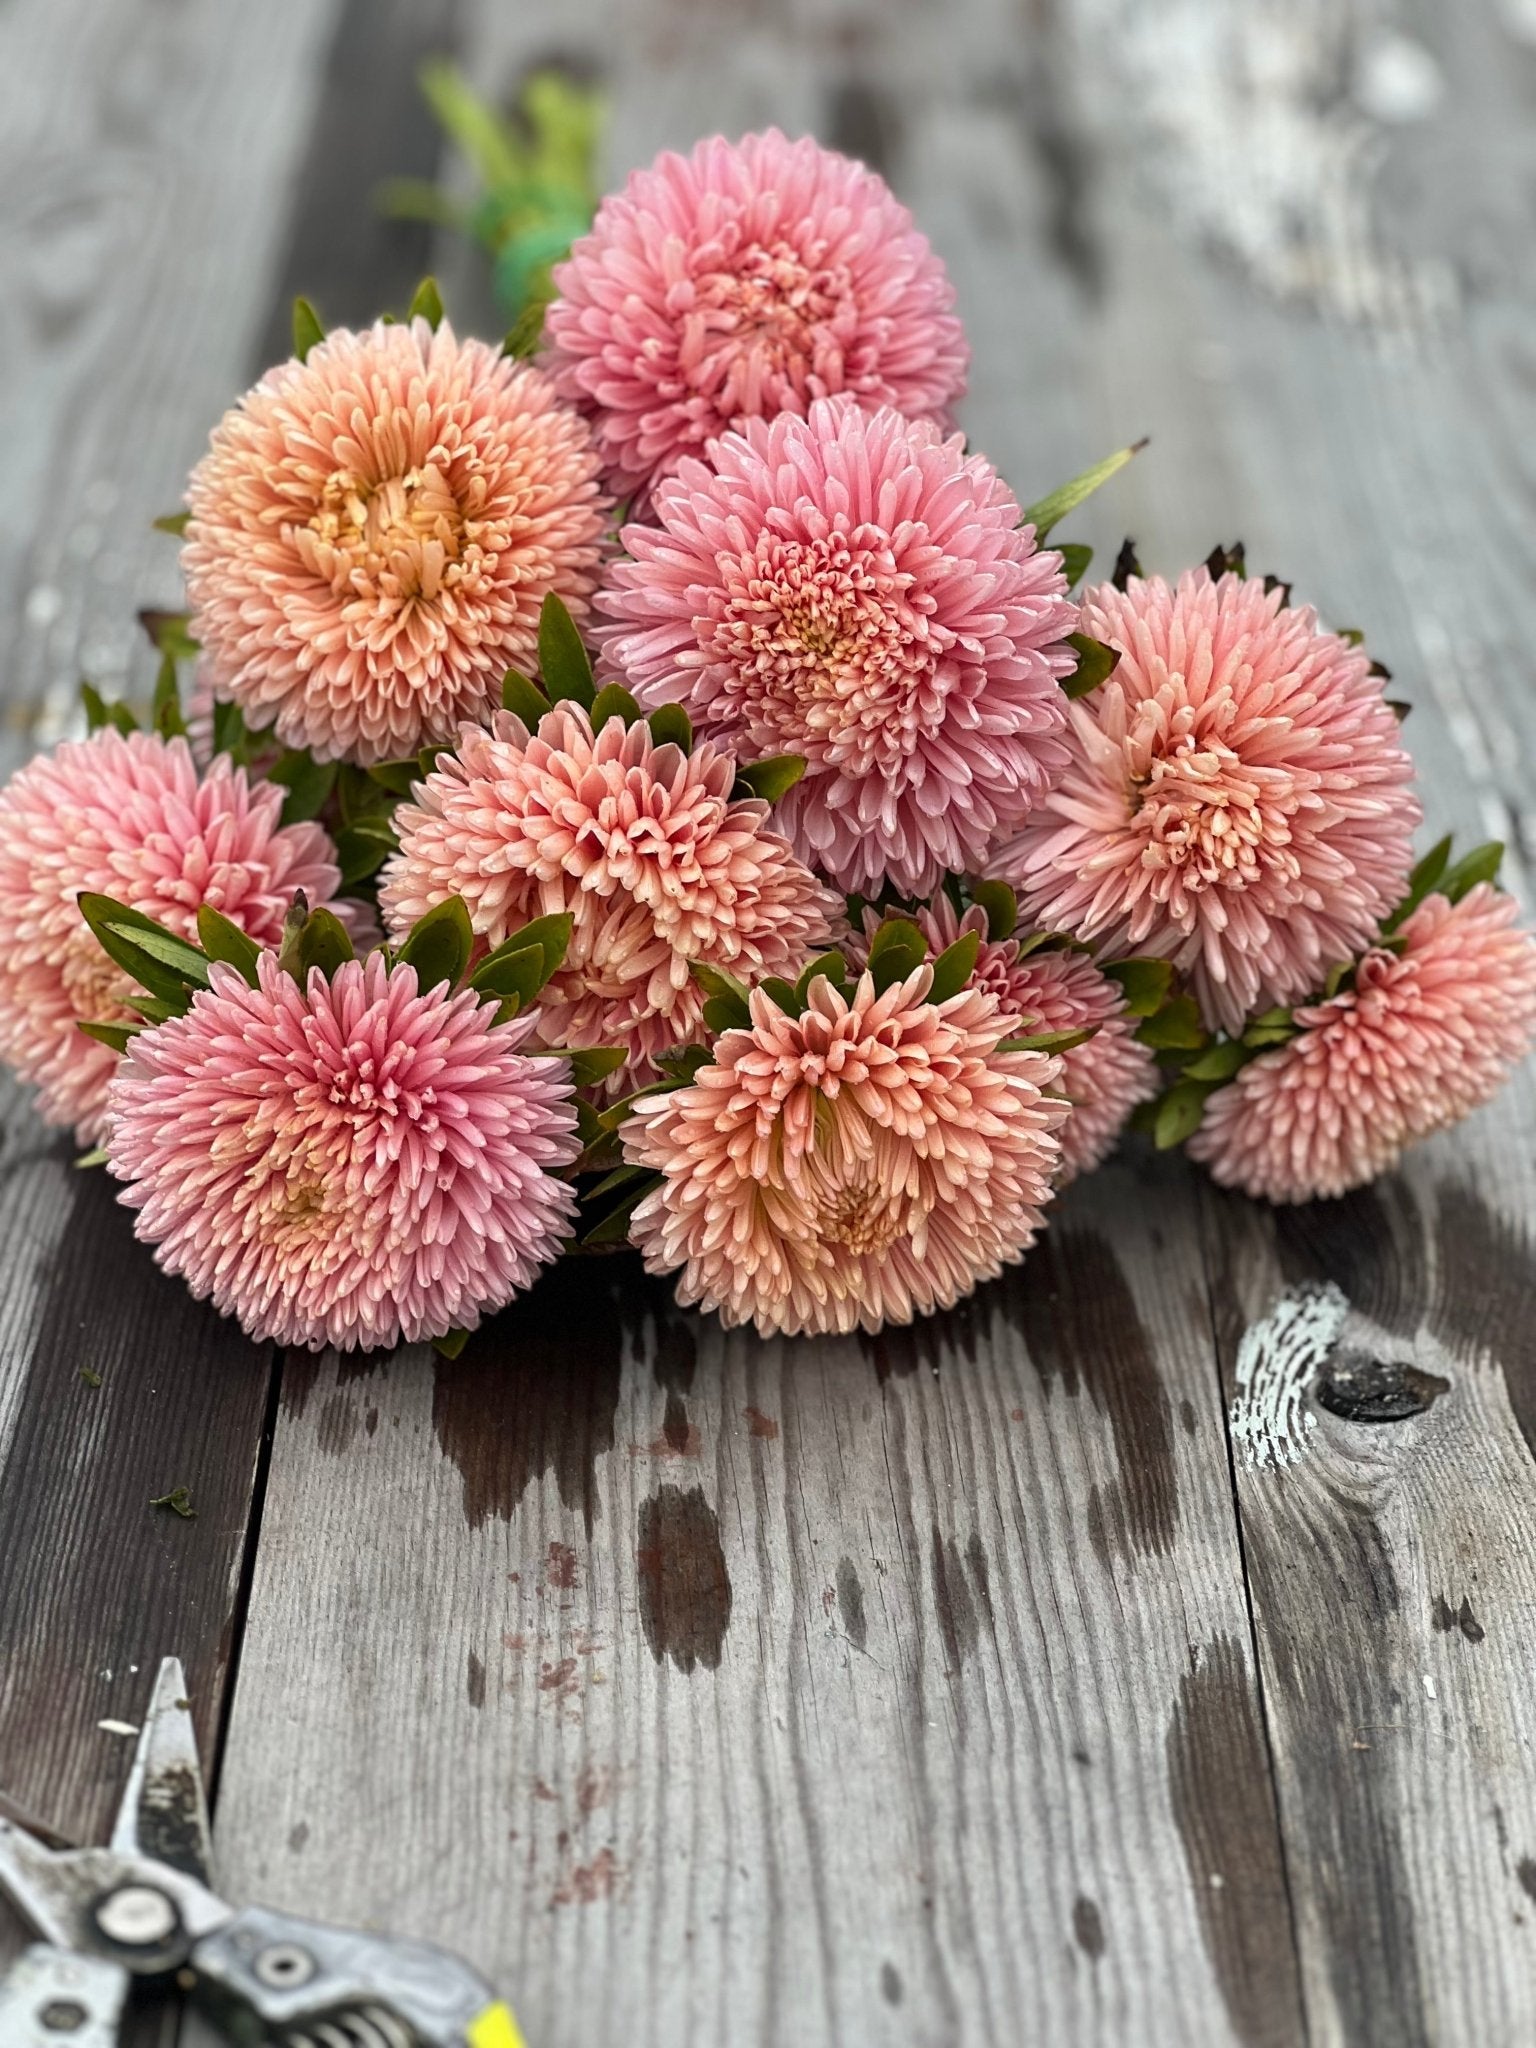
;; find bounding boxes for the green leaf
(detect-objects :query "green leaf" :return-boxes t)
[269,749,338,826]
[78,1019,141,1053]
[1102,957,1175,1018]
[502,669,553,725]
[139,609,199,661]
[80,681,137,736]
[1154,1080,1211,1150]
[582,1181,651,1246]
[294,907,355,982]
[653,1043,711,1084]
[503,299,547,360]
[366,758,421,799]
[758,977,801,1013]
[999,1026,1098,1055]
[1136,994,1207,1052]
[867,917,928,995]
[470,943,545,1008]
[432,1327,471,1360]
[151,653,186,740]
[471,912,572,998]
[337,762,398,825]
[733,754,807,804]
[149,1485,196,1519]
[566,1044,628,1088]
[969,879,1018,943]
[1440,840,1504,905]
[75,1146,109,1170]
[407,275,445,328]
[292,296,325,362]
[336,819,400,888]
[1240,1006,1296,1050]
[397,897,474,993]
[690,961,751,1008]
[78,894,211,1006]
[537,592,595,708]
[647,703,693,753]
[1380,834,1451,935]
[1061,632,1122,700]
[153,511,191,537]
[1180,1040,1249,1083]
[794,951,850,1005]
[702,994,749,1036]
[1204,541,1246,580]
[1111,537,1142,589]
[590,682,640,732]
[928,930,980,1004]
[211,697,248,763]
[195,905,262,984]
[1020,439,1147,540]
[583,1160,653,1203]
[1058,543,1093,589]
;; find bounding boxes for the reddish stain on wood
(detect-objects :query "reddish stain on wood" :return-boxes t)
[743,1405,780,1439]
[551,1845,623,1906]
[545,1541,579,1590]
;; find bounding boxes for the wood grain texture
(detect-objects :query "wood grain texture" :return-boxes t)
[215,1165,1297,2048]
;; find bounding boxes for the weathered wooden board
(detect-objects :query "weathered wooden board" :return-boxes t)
[0,0,344,1965]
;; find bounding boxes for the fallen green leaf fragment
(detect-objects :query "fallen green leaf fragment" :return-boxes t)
[80,1367,102,1388]
[150,1487,196,1519]
[1020,439,1147,540]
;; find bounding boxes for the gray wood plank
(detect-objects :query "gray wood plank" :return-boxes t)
[0,0,342,1969]
[214,1166,1296,2048]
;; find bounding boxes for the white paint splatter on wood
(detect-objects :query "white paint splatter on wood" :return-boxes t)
[1230,1281,1348,1469]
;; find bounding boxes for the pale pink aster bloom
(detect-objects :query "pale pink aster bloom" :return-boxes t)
[542,128,968,502]
[996,570,1420,1036]
[597,397,1076,897]
[1190,886,1536,1202]
[379,702,842,1098]
[622,966,1068,1336]
[107,953,579,1351]
[183,318,608,766]
[0,729,352,1144]
[868,897,1158,1185]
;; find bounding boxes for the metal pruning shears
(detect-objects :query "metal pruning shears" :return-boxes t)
[0,1659,524,2048]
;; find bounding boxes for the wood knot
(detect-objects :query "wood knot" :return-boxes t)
[1314,1346,1448,1423]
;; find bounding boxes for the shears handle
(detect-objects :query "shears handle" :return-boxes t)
[0,1943,130,2048]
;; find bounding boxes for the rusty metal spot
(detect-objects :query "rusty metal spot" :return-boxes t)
[1315,1348,1449,1423]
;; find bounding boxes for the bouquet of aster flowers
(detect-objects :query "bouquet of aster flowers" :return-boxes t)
[1,130,1531,1355]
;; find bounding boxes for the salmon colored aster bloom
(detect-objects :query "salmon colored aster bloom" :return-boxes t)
[543,128,968,502]
[621,966,1067,1335]
[379,702,841,1097]
[0,729,352,1143]
[1190,885,1536,1201]
[598,397,1076,898]
[183,318,608,766]
[997,569,1420,1035]
[107,953,580,1351]
[873,897,1158,1185]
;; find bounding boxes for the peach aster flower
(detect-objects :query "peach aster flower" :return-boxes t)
[621,966,1067,1335]
[1190,885,1536,1201]
[997,569,1420,1035]
[107,953,580,1351]
[543,128,968,502]
[598,397,1076,897]
[0,729,351,1143]
[183,318,608,765]
[379,702,841,1096]
[879,897,1158,1184]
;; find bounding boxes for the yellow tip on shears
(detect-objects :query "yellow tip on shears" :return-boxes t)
[467,2000,526,2048]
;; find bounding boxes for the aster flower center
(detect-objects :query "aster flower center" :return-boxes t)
[709,531,938,773]
[61,937,135,1025]
[1130,722,1300,899]
[308,463,474,603]
[688,239,854,413]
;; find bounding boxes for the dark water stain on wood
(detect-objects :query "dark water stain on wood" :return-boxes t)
[315,1389,357,1457]
[1179,1397,1198,1436]
[432,1257,628,1535]
[879,1960,904,2005]
[930,1526,981,1674]
[836,1558,867,1651]
[1432,1594,1486,1644]
[661,1391,693,1453]
[1433,1184,1536,1456]
[1273,1181,1426,1337]
[636,1485,732,1672]
[826,78,902,181]
[280,1350,324,1421]
[1315,1348,1449,1424]
[1517,1859,1536,1903]
[1011,1227,1178,1559]
[1072,1894,1106,1960]
[1166,1635,1308,2048]
[647,1275,698,1392]
[466,1650,486,1709]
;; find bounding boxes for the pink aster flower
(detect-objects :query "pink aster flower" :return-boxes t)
[183,318,608,766]
[1190,885,1536,1202]
[621,966,1068,1336]
[870,897,1158,1185]
[0,729,352,1143]
[107,953,579,1351]
[996,569,1420,1036]
[542,128,968,503]
[379,702,842,1097]
[597,397,1076,897]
